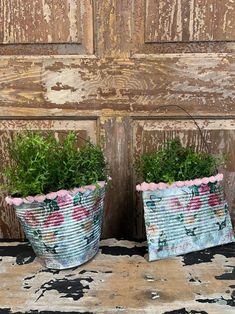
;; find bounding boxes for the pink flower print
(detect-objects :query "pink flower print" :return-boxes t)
[208,193,222,207]
[57,194,73,207]
[44,212,64,228]
[24,211,39,227]
[170,197,183,211]
[198,184,210,194]
[187,197,202,211]
[72,207,89,221]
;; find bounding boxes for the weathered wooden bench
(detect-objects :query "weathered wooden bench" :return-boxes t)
[0,239,234,314]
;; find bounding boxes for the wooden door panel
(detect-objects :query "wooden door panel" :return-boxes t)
[132,0,235,55]
[0,0,81,44]
[0,0,93,54]
[0,118,98,239]
[133,119,235,239]
[145,0,235,43]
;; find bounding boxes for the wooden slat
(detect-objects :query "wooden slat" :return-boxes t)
[192,0,235,41]
[95,0,132,57]
[145,0,185,42]
[0,54,235,116]
[100,116,132,238]
[145,0,235,43]
[0,240,234,313]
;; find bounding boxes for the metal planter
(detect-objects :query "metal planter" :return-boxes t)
[138,176,235,261]
[12,186,106,269]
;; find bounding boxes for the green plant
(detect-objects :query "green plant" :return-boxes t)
[135,138,224,184]
[2,131,107,197]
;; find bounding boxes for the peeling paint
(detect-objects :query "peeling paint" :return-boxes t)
[0,1,235,243]
[0,240,234,313]
[145,0,235,42]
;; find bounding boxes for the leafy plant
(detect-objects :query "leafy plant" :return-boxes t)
[2,131,107,197]
[135,138,224,184]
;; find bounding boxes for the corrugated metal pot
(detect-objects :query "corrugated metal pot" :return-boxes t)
[13,186,106,269]
[140,178,235,261]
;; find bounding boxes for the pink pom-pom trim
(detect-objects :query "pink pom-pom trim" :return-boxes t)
[5,196,13,205]
[11,198,24,206]
[5,180,109,205]
[136,174,223,192]
[34,195,46,202]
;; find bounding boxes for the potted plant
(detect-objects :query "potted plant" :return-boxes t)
[2,131,109,269]
[136,138,234,261]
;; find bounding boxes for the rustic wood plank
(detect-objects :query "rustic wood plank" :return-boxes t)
[0,240,234,313]
[145,0,185,42]
[95,0,132,57]
[192,0,235,42]
[145,0,235,43]
[100,116,132,238]
[0,55,234,116]
[0,1,235,242]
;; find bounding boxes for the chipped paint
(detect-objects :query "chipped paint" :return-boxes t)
[0,0,93,54]
[0,55,235,112]
[145,0,235,42]
[0,2,235,241]
[0,240,234,313]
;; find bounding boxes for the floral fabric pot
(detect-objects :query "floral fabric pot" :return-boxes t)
[6,182,106,269]
[136,174,235,261]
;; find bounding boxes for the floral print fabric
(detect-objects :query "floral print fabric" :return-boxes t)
[14,187,106,269]
[143,181,235,261]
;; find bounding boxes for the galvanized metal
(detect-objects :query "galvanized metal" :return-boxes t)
[14,186,106,269]
[142,180,235,261]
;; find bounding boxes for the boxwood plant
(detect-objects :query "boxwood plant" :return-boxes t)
[2,131,108,197]
[135,138,224,184]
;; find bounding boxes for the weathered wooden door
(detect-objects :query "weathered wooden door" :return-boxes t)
[0,1,235,240]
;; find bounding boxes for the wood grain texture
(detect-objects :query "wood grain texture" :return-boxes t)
[0,0,80,44]
[0,119,97,240]
[145,0,235,43]
[100,116,132,238]
[0,240,234,313]
[132,0,235,54]
[0,0,93,54]
[95,0,132,57]
[133,119,235,239]
[0,55,234,116]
